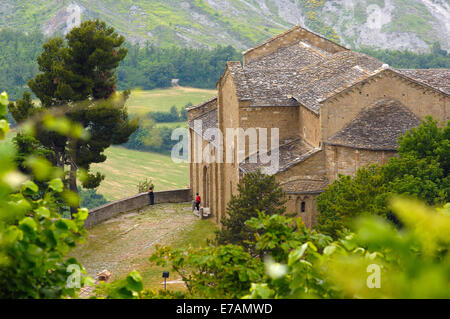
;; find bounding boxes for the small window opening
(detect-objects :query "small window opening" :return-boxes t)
[301,202,306,213]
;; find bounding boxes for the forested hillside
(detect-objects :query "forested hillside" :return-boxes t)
[1,28,449,102]
[118,43,241,91]
[0,29,240,100]
[0,29,44,100]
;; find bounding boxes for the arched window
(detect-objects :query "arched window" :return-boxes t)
[301,201,306,213]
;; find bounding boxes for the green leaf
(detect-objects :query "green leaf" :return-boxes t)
[126,270,143,292]
[250,283,273,299]
[0,91,8,107]
[55,220,69,231]
[0,119,9,139]
[21,180,39,194]
[74,208,89,222]
[48,178,64,192]
[62,219,77,231]
[43,115,71,135]
[61,191,80,207]
[35,207,50,218]
[288,243,308,266]
[323,245,336,256]
[26,157,53,181]
[83,276,95,287]
[19,217,38,234]
[27,244,43,257]
[3,226,23,244]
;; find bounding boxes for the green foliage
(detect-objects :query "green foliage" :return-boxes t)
[359,46,450,69]
[124,119,187,155]
[146,105,186,123]
[0,29,45,101]
[122,101,191,155]
[317,117,450,238]
[118,44,241,90]
[398,117,449,176]
[78,187,108,210]
[243,212,337,299]
[103,197,450,299]
[12,133,55,175]
[216,170,287,250]
[246,211,332,263]
[0,26,240,96]
[316,166,390,238]
[321,198,450,298]
[245,198,450,299]
[0,92,10,139]
[149,244,264,299]
[28,20,127,105]
[137,178,155,194]
[101,270,145,299]
[0,94,91,298]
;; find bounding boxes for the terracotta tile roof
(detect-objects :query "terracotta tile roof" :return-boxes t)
[398,69,450,95]
[326,99,421,150]
[281,179,329,194]
[239,137,320,175]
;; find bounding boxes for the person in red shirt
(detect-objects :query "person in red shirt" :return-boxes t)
[195,193,201,211]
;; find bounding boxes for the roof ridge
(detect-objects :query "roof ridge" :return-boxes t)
[242,25,302,56]
[189,106,217,122]
[242,24,348,57]
[186,96,217,111]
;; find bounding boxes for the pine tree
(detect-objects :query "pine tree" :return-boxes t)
[8,20,138,217]
[216,170,287,251]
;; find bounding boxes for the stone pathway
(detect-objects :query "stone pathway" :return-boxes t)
[69,202,196,285]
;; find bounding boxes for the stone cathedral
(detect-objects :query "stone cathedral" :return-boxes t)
[187,25,449,228]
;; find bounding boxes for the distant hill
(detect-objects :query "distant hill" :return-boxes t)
[0,0,449,52]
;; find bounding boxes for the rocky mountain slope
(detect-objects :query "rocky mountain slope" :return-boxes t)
[0,0,448,52]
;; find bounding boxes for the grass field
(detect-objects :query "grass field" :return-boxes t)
[155,121,187,129]
[126,87,216,115]
[7,87,202,203]
[92,146,189,202]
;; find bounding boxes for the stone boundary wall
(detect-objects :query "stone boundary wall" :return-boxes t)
[84,189,192,228]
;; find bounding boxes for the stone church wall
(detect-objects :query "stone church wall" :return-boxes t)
[324,144,397,182]
[321,71,449,141]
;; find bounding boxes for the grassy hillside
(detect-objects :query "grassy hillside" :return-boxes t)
[94,87,213,202]
[0,0,448,51]
[92,146,189,202]
[126,87,216,115]
[7,88,199,203]
[0,0,286,49]
[7,133,190,203]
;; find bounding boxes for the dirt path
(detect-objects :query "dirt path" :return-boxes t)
[70,203,198,284]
